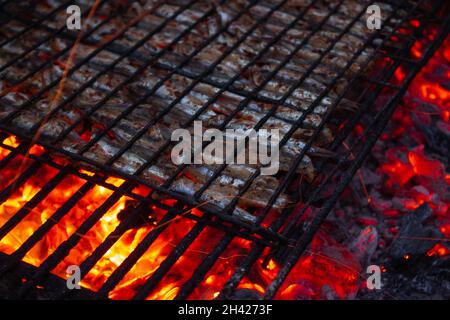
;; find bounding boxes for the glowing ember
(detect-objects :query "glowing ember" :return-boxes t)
[0,142,200,299]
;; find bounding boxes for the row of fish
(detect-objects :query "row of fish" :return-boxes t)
[0,22,323,223]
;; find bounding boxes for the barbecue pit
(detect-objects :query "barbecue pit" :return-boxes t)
[0,0,448,300]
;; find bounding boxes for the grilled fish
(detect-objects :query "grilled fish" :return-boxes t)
[0,0,403,223]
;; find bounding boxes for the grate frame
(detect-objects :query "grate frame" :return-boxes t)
[0,0,447,300]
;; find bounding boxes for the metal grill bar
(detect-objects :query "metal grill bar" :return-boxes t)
[124,1,426,297]
[0,160,41,204]
[0,0,348,240]
[28,6,218,140]
[174,234,234,300]
[132,221,207,300]
[51,3,326,288]
[246,1,414,226]
[0,141,31,171]
[0,252,95,299]
[0,169,68,241]
[16,182,134,296]
[0,139,273,246]
[56,200,168,298]
[218,2,374,221]
[5,151,274,298]
[94,209,179,298]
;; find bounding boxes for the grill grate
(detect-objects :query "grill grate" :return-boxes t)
[0,0,448,300]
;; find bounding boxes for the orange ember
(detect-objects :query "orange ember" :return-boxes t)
[379,33,450,262]
[0,138,265,299]
[0,139,205,299]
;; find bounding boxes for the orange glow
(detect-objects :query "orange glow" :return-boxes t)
[0,22,448,302]
[105,176,125,187]
[408,147,443,179]
[376,33,450,275]
[380,157,415,186]
[3,135,19,148]
[0,142,215,299]
[0,132,415,300]
[0,135,19,159]
[411,41,423,59]
[275,230,361,300]
[427,243,449,257]
[394,67,406,82]
[405,37,450,123]
[420,84,450,102]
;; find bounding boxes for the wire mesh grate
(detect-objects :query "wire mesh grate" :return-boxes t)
[0,0,448,299]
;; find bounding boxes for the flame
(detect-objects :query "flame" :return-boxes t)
[0,141,203,299]
[427,243,449,257]
[0,136,19,159]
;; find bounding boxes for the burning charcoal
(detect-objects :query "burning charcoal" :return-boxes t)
[412,114,450,158]
[409,256,450,298]
[321,285,340,300]
[368,190,393,213]
[0,0,448,301]
[229,289,262,300]
[389,204,441,264]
